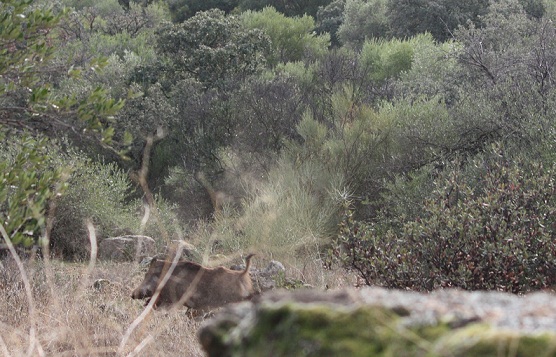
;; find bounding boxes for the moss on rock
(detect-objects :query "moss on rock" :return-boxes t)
[199,288,556,357]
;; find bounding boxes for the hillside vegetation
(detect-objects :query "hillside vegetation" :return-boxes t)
[1,0,556,354]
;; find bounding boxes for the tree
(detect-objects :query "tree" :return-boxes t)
[238,0,334,18]
[166,0,239,23]
[315,0,346,47]
[156,9,270,89]
[242,7,330,65]
[387,0,488,42]
[386,0,544,43]
[0,132,66,248]
[337,0,389,49]
[452,0,556,154]
[1,1,130,248]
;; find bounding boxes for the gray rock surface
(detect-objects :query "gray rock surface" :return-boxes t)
[98,235,155,262]
[199,287,556,357]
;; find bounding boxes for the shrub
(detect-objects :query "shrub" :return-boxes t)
[50,151,138,259]
[242,7,330,65]
[0,131,67,248]
[140,194,184,248]
[332,146,556,293]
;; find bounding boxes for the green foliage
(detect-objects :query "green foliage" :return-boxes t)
[238,0,333,18]
[315,0,345,47]
[167,0,239,23]
[378,96,453,168]
[285,87,402,214]
[1,1,131,154]
[60,0,121,15]
[393,35,461,103]
[100,2,169,37]
[360,36,414,83]
[453,1,556,150]
[201,152,346,260]
[0,132,67,247]
[242,7,330,65]
[337,0,389,49]
[55,2,163,63]
[230,75,304,153]
[156,9,270,88]
[140,195,183,245]
[0,0,62,93]
[332,146,556,292]
[49,150,138,259]
[386,0,488,42]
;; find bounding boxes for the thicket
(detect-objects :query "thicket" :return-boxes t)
[2,0,555,294]
[331,147,556,293]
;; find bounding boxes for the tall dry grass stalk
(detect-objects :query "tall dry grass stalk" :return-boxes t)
[186,154,350,288]
[0,129,207,356]
[0,227,205,356]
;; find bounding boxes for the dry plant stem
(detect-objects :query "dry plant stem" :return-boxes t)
[0,333,11,357]
[139,200,150,235]
[126,335,154,357]
[40,173,68,307]
[118,244,185,354]
[0,223,45,357]
[138,135,155,209]
[83,220,98,285]
[133,131,171,241]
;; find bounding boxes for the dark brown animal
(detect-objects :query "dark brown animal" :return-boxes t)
[131,254,255,310]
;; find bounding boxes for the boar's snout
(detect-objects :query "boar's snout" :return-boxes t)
[131,286,153,300]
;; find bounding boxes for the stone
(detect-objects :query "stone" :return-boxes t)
[98,235,156,262]
[240,260,289,293]
[199,287,556,357]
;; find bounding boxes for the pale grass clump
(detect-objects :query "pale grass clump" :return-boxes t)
[187,156,350,290]
[0,257,205,356]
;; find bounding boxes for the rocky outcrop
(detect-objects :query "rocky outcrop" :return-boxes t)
[98,235,155,262]
[231,259,307,293]
[199,287,556,357]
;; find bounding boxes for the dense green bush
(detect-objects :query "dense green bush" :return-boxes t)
[156,9,270,88]
[0,132,67,248]
[50,155,137,259]
[337,0,389,49]
[242,7,330,65]
[332,146,556,293]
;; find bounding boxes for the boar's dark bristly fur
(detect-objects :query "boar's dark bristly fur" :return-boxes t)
[131,254,255,310]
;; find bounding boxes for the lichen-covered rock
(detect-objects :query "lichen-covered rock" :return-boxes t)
[199,287,556,357]
[230,259,288,293]
[252,260,286,292]
[98,235,155,262]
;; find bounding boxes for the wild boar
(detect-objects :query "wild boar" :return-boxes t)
[131,254,255,310]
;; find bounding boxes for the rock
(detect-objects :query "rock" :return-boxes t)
[229,259,288,293]
[98,235,156,262]
[199,287,556,357]
[246,260,288,293]
[93,278,110,291]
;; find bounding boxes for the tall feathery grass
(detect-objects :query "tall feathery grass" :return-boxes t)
[0,222,205,356]
[188,155,349,288]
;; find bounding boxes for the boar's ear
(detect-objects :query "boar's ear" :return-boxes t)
[149,257,160,267]
[139,256,159,268]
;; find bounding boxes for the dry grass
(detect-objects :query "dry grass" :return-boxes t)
[0,252,354,357]
[0,257,205,357]
[0,136,357,356]
[0,256,353,357]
